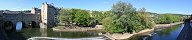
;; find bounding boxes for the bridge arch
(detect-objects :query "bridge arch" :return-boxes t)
[21,21,26,28]
[15,21,27,31]
[3,21,14,32]
[29,21,39,28]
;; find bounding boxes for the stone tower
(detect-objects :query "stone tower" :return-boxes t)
[40,2,59,28]
[31,7,41,14]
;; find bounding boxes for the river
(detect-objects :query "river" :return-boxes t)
[129,24,183,40]
[5,22,107,40]
[7,28,105,40]
[6,24,183,40]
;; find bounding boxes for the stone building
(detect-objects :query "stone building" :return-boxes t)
[41,2,59,28]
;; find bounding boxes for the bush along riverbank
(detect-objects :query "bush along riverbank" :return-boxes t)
[103,22,183,40]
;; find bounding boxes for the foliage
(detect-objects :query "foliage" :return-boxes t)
[102,1,155,33]
[73,10,94,26]
[59,8,94,26]
[154,14,182,24]
[137,8,155,29]
[59,8,72,25]
[112,1,136,17]
[91,11,112,25]
[91,11,104,24]
[58,1,182,33]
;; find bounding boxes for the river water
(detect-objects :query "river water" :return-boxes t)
[129,24,183,40]
[7,28,105,40]
[5,22,106,40]
[7,24,183,40]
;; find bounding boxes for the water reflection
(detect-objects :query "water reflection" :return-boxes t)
[7,28,103,40]
[129,24,183,40]
[157,24,183,36]
[40,28,47,37]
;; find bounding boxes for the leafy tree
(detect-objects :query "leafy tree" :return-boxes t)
[154,14,182,24]
[91,11,112,25]
[91,11,103,24]
[59,8,72,25]
[103,1,155,33]
[137,8,155,29]
[59,8,94,27]
[112,1,136,17]
[73,10,94,26]
[71,9,81,23]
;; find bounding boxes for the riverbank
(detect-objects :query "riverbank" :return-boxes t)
[103,28,154,40]
[52,22,183,40]
[52,25,103,32]
[103,22,183,40]
[155,22,183,29]
[155,22,183,31]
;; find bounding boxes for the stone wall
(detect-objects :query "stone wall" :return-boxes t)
[1,12,40,28]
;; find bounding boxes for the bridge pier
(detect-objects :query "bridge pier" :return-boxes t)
[40,23,47,28]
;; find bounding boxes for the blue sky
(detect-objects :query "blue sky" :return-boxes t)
[0,0,191,15]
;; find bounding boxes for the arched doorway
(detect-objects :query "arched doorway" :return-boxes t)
[29,21,39,28]
[3,21,14,32]
[16,21,23,31]
[21,21,26,28]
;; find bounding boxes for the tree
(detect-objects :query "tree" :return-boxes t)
[59,8,72,25]
[112,1,136,17]
[137,8,155,29]
[73,10,94,26]
[59,8,94,27]
[154,14,182,24]
[103,1,155,33]
[91,11,103,24]
[103,1,137,33]
[71,9,81,23]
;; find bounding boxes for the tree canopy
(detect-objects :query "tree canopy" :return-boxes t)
[102,1,154,33]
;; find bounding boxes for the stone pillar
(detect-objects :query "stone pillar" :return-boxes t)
[41,2,48,28]
[40,23,47,28]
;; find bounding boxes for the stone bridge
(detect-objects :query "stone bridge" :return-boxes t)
[0,2,59,31]
[1,12,40,28]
